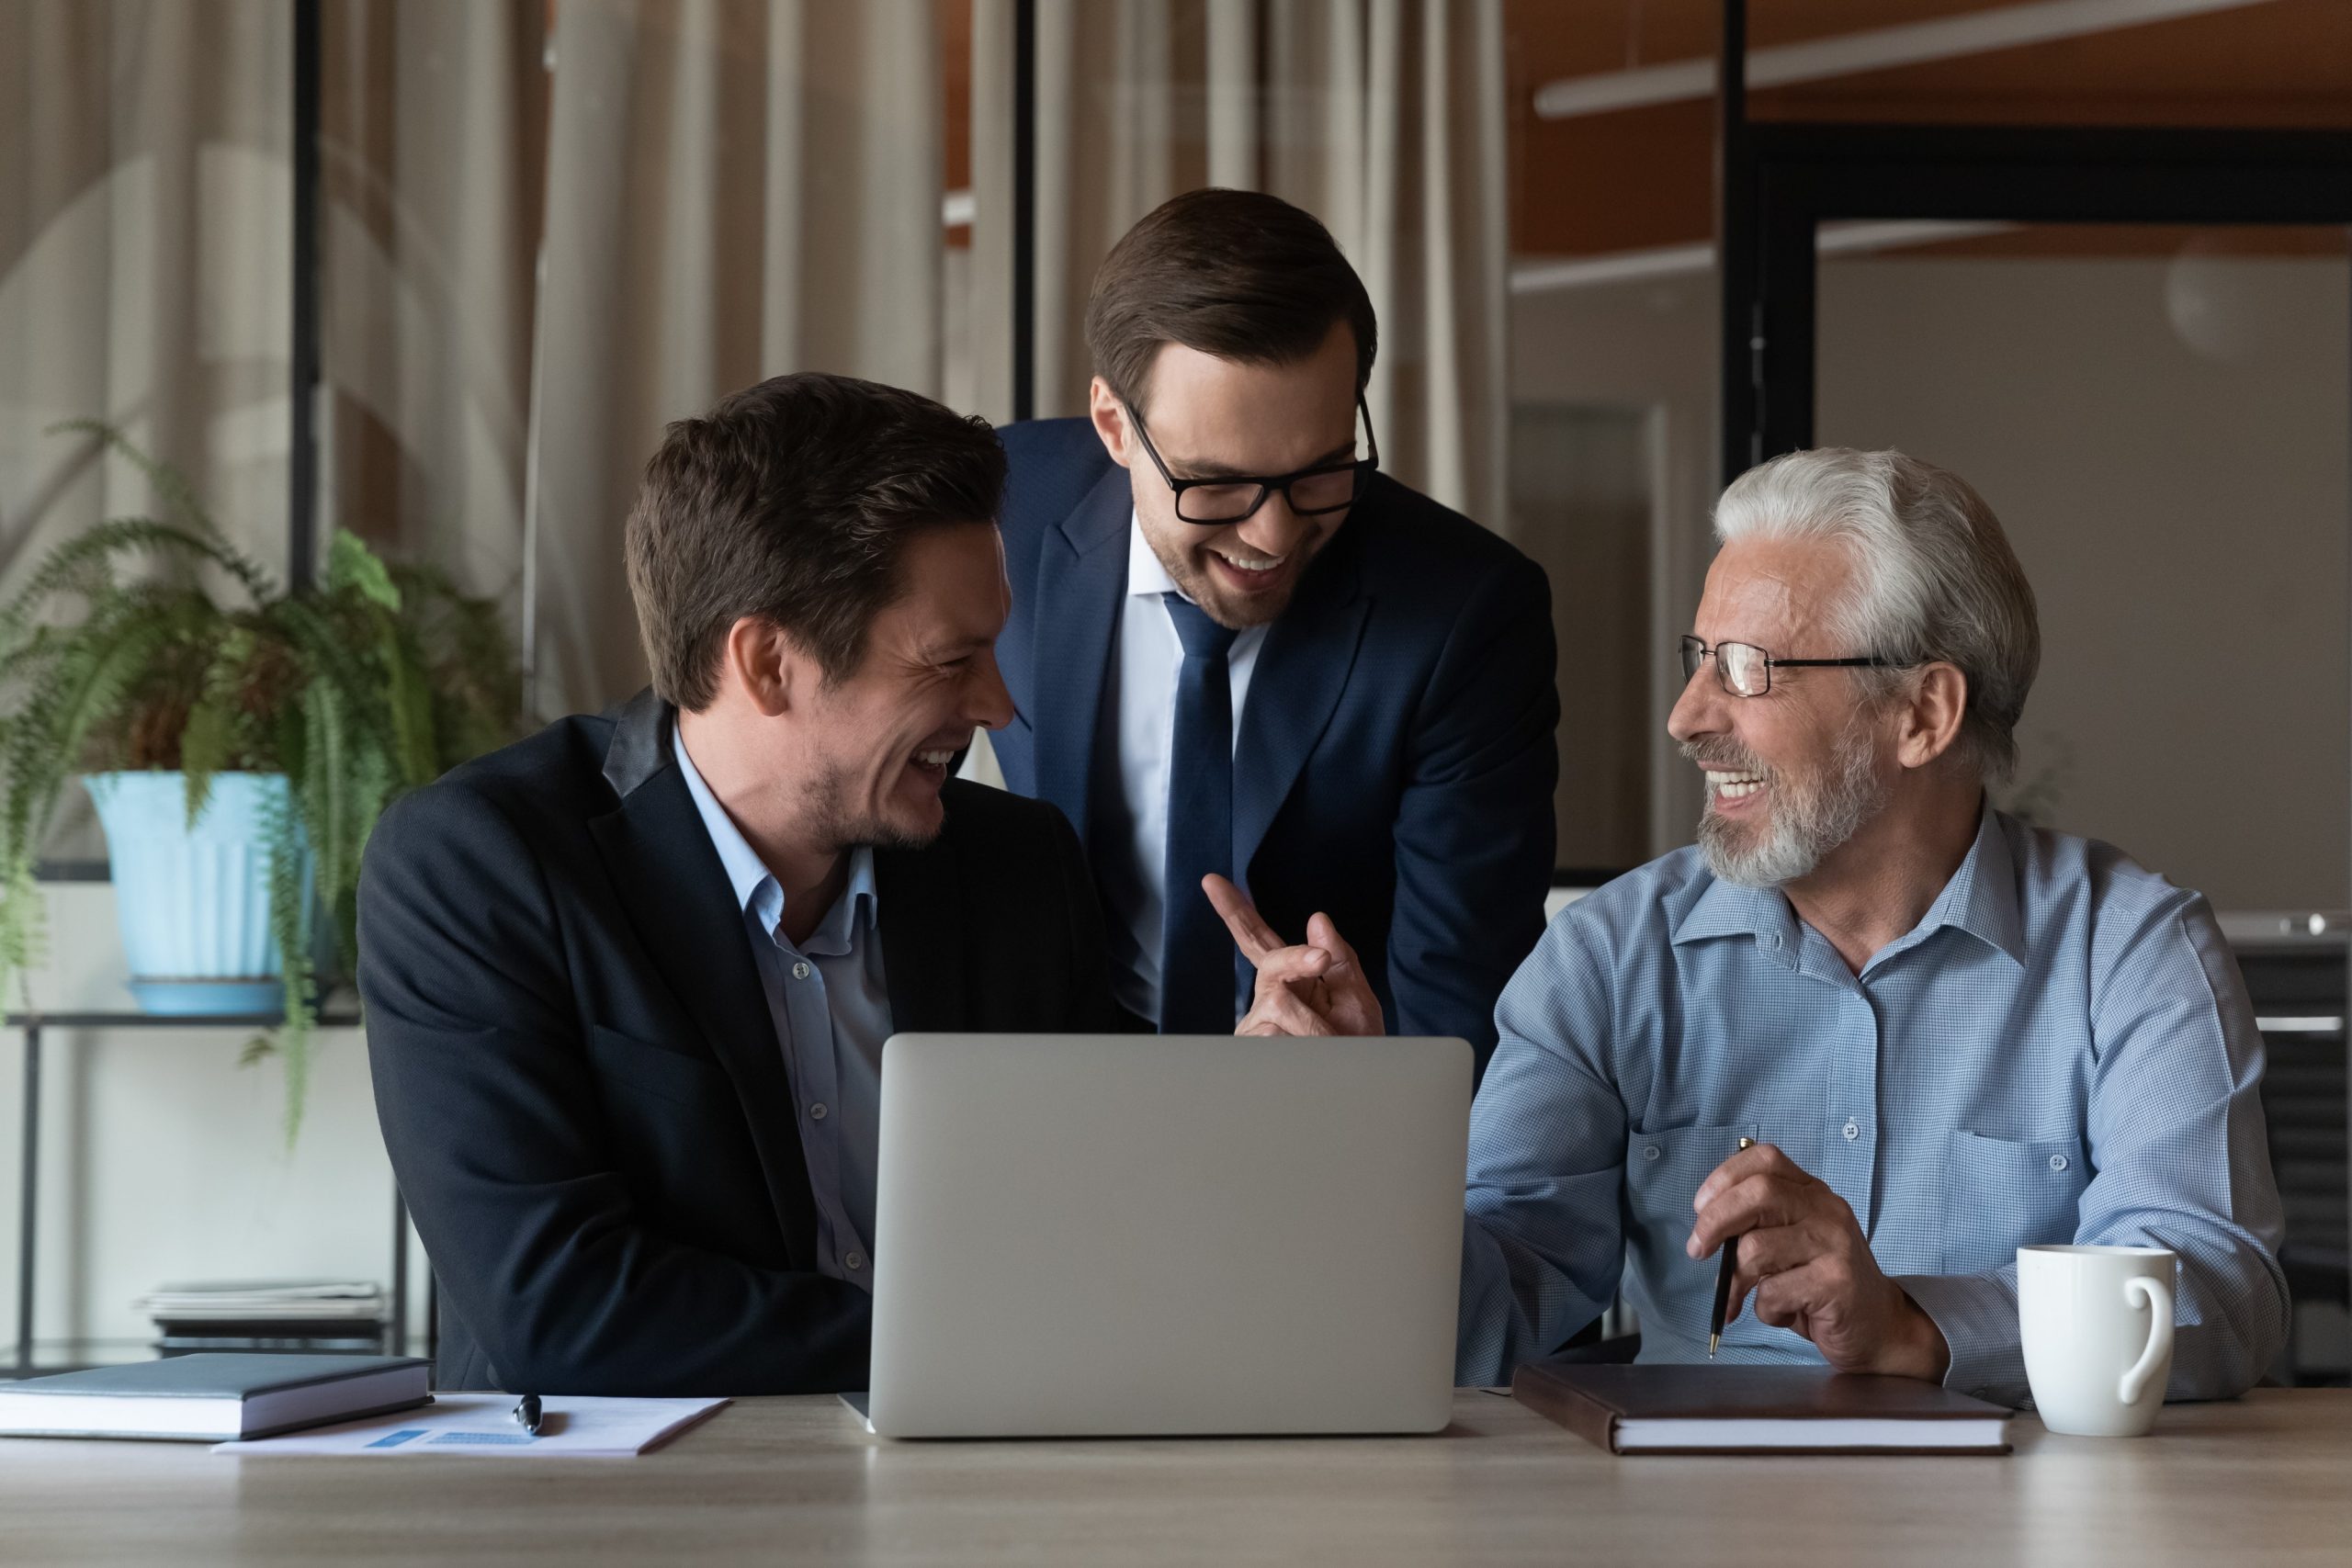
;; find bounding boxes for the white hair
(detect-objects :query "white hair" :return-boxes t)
[1712,448,2041,784]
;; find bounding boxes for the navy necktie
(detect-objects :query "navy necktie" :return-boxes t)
[1159,592,1242,1033]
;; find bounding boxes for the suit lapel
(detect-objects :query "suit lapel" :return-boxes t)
[1029,466,1132,852]
[874,832,967,1034]
[588,693,820,1255]
[1232,530,1371,890]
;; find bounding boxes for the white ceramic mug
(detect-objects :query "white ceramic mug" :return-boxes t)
[2018,1244,2177,1437]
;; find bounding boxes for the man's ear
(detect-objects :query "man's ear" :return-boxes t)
[1088,378,1134,469]
[1895,661,1969,771]
[722,616,805,719]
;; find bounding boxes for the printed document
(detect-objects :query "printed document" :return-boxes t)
[213,1393,729,1457]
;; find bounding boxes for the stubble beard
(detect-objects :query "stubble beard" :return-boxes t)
[1151,525,1323,630]
[803,753,940,856]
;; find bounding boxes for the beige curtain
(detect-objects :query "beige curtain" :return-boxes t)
[0,0,546,604]
[5,0,1503,730]
[526,0,946,716]
[6,0,948,722]
[320,0,548,603]
[967,0,1510,530]
[0,0,295,857]
[0,0,294,589]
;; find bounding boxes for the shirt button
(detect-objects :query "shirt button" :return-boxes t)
[792,960,812,981]
[844,1251,865,1272]
[808,1102,828,1121]
[1643,1144,1662,1161]
[1842,1119,1860,1142]
[2049,1153,2069,1172]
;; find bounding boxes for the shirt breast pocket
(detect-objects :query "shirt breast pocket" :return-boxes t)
[1940,1128,2089,1275]
[1622,1122,1752,1340]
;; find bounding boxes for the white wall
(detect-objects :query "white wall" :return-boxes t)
[1818,253,2349,912]
[0,881,426,1360]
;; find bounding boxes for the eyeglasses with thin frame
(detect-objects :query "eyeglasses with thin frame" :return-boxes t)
[1125,396,1380,525]
[1679,635,1908,698]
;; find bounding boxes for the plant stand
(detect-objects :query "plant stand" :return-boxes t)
[4,1009,426,1379]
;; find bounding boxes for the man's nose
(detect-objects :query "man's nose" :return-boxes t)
[969,649,1017,731]
[1667,658,1724,746]
[1235,492,1312,556]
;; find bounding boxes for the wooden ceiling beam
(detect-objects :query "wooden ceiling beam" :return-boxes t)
[1532,0,2282,119]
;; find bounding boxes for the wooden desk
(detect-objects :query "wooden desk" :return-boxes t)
[4,1390,2346,1565]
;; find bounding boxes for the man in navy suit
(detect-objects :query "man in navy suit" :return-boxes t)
[989,189,1559,1062]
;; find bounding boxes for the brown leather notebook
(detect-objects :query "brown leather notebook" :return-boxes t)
[1512,1360,2012,1456]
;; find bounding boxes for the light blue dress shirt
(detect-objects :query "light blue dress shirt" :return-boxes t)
[1457,807,2289,1404]
[674,725,892,1291]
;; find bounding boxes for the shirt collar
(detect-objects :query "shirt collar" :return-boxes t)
[673,721,772,912]
[1672,874,1801,964]
[1913,802,2026,967]
[1126,510,1182,600]
[1671,801,2025,971]
[801,844,879,958]
[672,721,878,946]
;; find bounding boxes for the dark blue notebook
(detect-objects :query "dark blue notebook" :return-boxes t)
[0,1353,430,1441]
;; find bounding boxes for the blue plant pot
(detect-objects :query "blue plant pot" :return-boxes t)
[84,772,317,1017]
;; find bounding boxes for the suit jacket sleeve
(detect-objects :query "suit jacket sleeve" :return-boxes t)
[357,785,870,1396]
[1386,555,1560,1073]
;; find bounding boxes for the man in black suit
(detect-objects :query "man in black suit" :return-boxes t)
[359,374,1120,1396]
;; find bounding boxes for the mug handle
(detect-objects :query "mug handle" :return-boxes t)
[2117,1275,2175,1406]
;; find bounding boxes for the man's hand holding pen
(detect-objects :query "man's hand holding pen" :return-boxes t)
[1688,1141,1952,1383]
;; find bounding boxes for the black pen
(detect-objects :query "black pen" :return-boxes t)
[1707,1135,1756,1358]
[513,1393,543,1436]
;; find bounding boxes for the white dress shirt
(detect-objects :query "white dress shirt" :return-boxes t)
[1097,514,1269,1024]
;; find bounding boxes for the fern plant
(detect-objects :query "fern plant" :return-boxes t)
[0,422,522,1143]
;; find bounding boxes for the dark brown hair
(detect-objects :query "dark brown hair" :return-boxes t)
[624,373,1006,710]
[1083,188,1377,414]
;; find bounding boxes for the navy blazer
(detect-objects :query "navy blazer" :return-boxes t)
[358,689,1122,1395]
[989,417,1560,1068]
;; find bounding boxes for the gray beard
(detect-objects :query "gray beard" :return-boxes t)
[1693,720,1888,889]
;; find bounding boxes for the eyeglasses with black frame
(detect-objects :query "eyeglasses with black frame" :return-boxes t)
[1125,395,1379,525]
[1679,636,1908,698]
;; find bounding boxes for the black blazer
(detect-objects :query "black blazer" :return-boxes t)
[989,418,1560,1068]
[357,689,1121,1395]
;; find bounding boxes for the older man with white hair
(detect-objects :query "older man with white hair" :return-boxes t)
[1215,446,2288,1405]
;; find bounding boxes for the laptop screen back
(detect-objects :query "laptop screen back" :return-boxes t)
[867,1032,1472,1438]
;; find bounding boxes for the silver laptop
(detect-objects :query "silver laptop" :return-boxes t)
[861,1032,1472,1438]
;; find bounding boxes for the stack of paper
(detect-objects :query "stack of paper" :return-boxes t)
[135,1280,390,1356]
[134,1281,386,1324]
[213,1393,729,1458]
